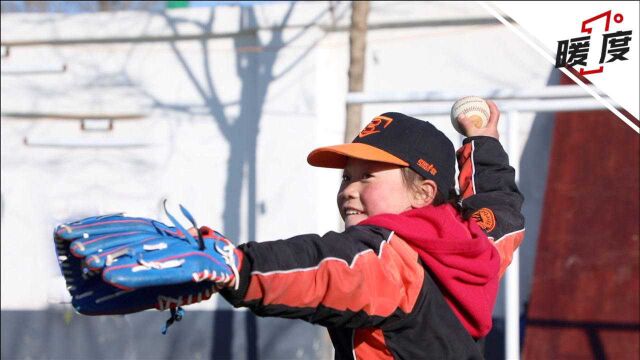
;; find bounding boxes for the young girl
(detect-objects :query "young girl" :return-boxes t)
[57,102,524,359]
[216,108,523,359]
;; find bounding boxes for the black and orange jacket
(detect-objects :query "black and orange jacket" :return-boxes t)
[220,136,525,359]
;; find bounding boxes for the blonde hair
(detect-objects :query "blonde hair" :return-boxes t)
[400,167,447,206]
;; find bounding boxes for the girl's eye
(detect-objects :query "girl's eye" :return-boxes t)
[362,173,373,179]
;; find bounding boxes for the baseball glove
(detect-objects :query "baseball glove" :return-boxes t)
[54,202,240,333]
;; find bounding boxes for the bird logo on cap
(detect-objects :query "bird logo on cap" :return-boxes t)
[358,115,394,138]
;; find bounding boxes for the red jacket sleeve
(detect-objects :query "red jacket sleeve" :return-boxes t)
[219,225,425,328]
[457,136,526,277]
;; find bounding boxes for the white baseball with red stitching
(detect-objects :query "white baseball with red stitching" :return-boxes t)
[450,96,490,134]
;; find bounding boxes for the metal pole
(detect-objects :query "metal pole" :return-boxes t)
[505,248,521,360]
[505,110,521,360]
[346,85,606,104]
[346,96,621,115]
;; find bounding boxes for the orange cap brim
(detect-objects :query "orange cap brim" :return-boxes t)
[307,143,409,168]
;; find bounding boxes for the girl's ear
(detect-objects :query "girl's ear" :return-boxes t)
[411,180,438,208]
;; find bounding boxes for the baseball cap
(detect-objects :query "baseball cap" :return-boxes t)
[307,112,456,199]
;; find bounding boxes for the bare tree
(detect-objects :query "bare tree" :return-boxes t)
[344,0,370,142]
[1,1,165,13]
[98,1,110,12]
[24,0,48,12]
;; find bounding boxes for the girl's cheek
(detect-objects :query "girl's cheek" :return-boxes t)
[360,186,380,213]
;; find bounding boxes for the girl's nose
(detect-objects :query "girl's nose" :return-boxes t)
[338,181,359,201]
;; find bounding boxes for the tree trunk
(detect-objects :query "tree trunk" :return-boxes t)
[98,1,110,12]
[344,1,370,142]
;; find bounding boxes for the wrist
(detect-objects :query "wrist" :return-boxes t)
[463,135,501,144]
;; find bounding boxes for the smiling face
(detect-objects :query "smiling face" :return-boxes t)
[337,158,420,228]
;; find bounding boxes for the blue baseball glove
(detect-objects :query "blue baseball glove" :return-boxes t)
[54,203,241,333]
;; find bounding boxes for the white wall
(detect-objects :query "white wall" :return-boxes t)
[1,1,551,321]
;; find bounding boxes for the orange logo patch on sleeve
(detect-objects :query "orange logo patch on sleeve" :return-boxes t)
[471,208,496,232]
[358,116,394,138]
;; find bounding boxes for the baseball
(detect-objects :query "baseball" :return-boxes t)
[450,96,490,134]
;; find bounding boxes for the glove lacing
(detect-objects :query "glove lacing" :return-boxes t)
[159,200,240,334]
[215,241,240,291]
[161,307,184,335]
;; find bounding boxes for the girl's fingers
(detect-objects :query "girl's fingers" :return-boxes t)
[486,100,500,127]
